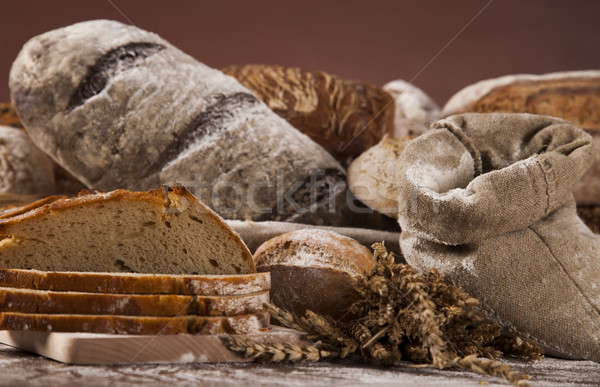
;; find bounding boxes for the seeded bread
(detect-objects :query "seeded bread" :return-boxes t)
[0,269,269,295]
[253,230,375,320]
[0,287,268,316]
[0,185,255,274]
[382,80,440,138]
[222,64,395,166]
[0,311,269,335]
[441,70,600,204]
[347,136,413,218]
[10,20,347,223]
[0,125,55,195]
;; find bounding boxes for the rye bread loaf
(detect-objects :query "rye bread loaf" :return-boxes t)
[442,70,600,204]
[0,125,55,195]
[0,184,255,275]
[0,103,22,129]
[0,311,270,335]
[347,136,413,218]
[382,80,440,137]
[253,230,375,320]
[0,269,269,295]
[222,64,395,166]
[0,287,268,316]
[9,20,347,223]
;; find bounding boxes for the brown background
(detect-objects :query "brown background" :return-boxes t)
[1,0,599,106]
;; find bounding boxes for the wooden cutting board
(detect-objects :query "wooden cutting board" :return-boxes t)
[0,326,305,365]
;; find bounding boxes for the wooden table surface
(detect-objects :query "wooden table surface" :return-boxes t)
[1,343,599,387]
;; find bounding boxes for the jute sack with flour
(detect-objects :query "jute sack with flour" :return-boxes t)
[397,113,600,361]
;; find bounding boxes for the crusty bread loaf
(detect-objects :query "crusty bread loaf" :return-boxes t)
[222,64,395,166]
[441,70,600,205]
[347,136,413,218]
[0,125,55,195]
[0,103,22,129]
[0,185,255,274]
[382,80,440,137]
[254,230,375,320]
[0,287,268,316]
[0,269,269,295]
[0,311,269,335]
[10,20,347,223]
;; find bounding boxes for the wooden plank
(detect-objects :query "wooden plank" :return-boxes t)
[0,326,304,365]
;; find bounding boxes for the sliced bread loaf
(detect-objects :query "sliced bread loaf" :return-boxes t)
[0,287,268,316]
[0,269,269,295]
[254,230,375,320]
[0,185,255,274]
[0,311,269,335]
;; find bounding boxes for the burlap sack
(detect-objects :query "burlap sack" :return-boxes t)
[397,113,600,361]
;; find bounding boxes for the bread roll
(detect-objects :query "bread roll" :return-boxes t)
[9,20,347,223]
[442,70,600,204]
[253,229,375,320]
[222,64,395,166]
[382,80,440,137]
[0,125,55,195]
[347,136,413,218]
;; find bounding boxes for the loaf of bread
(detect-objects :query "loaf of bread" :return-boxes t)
[0,287,268,316]
[0,103,22,129]
[10,20,347,223]
[382,80,440,137]
[347,136,413,218]
[0,269,270,295]
[0,311,269,335]
[0,125,55,195]
[442,70,600,204]
[0,184,255,274]
[222,64,395,166]
[253,230,375,320]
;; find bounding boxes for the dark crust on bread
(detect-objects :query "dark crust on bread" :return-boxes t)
[0,184,255,273]
[0,287,269,316]
[459,77,600,131]
[222,64,394,165]
[0,311,270,335]
[0,103,23,129]
[0,269,269,295]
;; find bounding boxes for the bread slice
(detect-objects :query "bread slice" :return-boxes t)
[253,230,375,320]
[0,269,269,295]
[0,287,268,316]
[0,185,255,274]
[0,311,269,335]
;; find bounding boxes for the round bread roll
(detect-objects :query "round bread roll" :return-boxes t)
[347,136,413,218]
[222,64,395,166]
[253,229,375,320]
[0,125,55,194]
[9,20,347,223]
[442,70,600,205]
[383,80,440,138]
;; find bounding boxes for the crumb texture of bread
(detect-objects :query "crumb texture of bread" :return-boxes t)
[0,125,55,195]
[347,136,413,218]
[0,287,269,316]
[0,311,269,335]
[0,186,255,275]
[0,269,270,295]
[253,229,375,320]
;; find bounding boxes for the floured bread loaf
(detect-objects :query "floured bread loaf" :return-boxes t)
[222,64,395,166]
[382,80,440,138]
[10,20,347,223]
[442,70,600,204]
[0,311,270,335]
[254,229,375,320]
[0,185,255,274]
[347,136,413,218]
[0,269,270,295]
[0,125,55,195]
[0,287,269,316]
